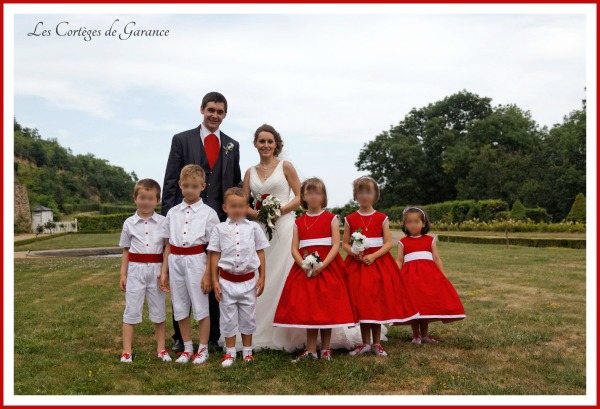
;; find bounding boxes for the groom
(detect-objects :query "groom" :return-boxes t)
[161,92,242,352]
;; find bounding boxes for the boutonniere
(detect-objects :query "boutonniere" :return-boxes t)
[223,142,234,155]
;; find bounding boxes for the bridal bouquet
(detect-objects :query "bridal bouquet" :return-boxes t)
[254,193,282,241]
[302,250,323,277]
[350,228,367,254]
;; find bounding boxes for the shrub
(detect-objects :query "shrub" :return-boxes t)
[383,206,406,222]
[510,199,527,221]
[76,213,131,233]
[566,193,586,223]
[436,234,585,249]
[495,211,511,221]
[478,199,509,222]
[426,219,585,233]
[100,204,138,215]
[525,207,551,223]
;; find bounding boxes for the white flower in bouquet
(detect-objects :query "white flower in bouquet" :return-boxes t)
[302,251,323,277]
[350,228,367,254]
[255,193,282,240]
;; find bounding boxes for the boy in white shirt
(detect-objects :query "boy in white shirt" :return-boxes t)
[119,179,171,363]
[159,165,220,364]
[208,187,269,367]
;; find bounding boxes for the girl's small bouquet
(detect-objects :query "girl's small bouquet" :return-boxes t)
[350,228,367,254]
[301,250,323,277]
[254,193,282,241]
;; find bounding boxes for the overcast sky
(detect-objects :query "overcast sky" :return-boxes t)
[13,13,586,207]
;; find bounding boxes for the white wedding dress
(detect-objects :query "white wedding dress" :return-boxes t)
[225,159,385,352]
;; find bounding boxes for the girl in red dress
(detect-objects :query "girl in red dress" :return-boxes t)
[343,176,419,357]
[397,207,466,344]
[273,178,356,362]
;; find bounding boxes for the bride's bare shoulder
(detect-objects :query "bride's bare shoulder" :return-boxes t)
[243,167,252,182]
[281,160,298,175]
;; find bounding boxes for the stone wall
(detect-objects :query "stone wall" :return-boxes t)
[14,181,32,233]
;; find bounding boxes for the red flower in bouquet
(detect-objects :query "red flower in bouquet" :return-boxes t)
[253,193,282,241]
[255,194,270,211]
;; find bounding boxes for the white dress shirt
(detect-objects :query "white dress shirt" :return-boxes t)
[207,218,270,273]
[200,123,221,147]
[119,211,165,254]
[158,199,220,247]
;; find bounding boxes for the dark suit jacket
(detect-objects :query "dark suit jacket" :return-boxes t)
[161,125,242,221]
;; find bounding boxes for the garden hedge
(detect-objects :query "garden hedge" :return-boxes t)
[76,213,131,233]
[436,234,585,249]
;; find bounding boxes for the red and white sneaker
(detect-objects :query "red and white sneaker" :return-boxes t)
[192,347,209,364]
[349,344,371,356]
[243,354,254,364]
[176,351,193,363]
[320,349,333,361]
[221,353,235,367]
[371,343,388,357]
[420,336,439,344]
[120,352,132,363]
[157,350,172,362]
[292,350,317,363]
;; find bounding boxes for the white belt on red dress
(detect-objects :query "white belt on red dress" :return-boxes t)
[404,251,433,262]
[299,237,331,249]
[364,237,383,248]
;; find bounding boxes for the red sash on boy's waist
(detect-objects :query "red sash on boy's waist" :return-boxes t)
[128,252,163,263]
[219,268,255,282]
[169,244,205,255]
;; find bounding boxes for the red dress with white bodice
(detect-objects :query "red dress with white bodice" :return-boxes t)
[273,211,356,328]
[344,211,419,324]
[397,234,465,323]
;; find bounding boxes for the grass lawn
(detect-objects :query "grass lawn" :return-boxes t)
[14,242,585,395]
[14,233,121,251]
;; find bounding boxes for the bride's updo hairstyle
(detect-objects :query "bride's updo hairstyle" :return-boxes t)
[300,177,328,210]
[254,124,284,157]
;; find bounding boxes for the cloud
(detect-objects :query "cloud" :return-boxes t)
[13,13,587,206]
[126,118,183,133]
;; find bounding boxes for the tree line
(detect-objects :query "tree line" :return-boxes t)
[355,90,586,221]
[14,118,138,215]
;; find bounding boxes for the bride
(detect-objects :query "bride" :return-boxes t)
[242,124,305,351]
[239,124,385,351]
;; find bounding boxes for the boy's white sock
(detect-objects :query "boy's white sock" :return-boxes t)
[243,347,252,358]
[198,343,208,354]
[183,340,193,354]
[226,347,237,357]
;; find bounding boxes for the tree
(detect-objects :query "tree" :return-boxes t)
[14,119,137,210]
[356,90,493,207]
[566,193,586,223]
[44,221,57,234]
[355,90,586,220]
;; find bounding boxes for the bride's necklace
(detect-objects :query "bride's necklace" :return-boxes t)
[304,211,323,230]
[258,160,277,181]
[358,211,375,232]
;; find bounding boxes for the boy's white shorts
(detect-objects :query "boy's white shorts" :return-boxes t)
[123,263,166,325]
[219,275,258,338]
[168,253,210,322]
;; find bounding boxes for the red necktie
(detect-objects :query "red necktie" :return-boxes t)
[204,134,219,169]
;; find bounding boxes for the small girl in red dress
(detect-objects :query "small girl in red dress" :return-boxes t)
[343,176,419,357]
[397,207,466,344]
[273,178,356,363]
